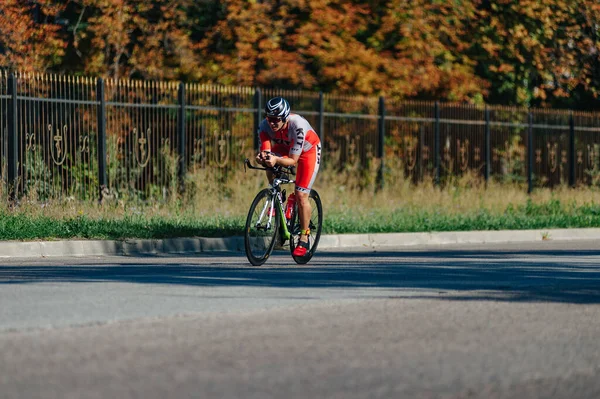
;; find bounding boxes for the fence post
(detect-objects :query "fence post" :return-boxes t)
[178,82,186,193]
[527,111,533,194]
[569,111,575,187]
[96,78,107,202]
[7,73,18,202]
[377,96,385,190]
[318,92,324,168]
[484,105,491,186]
[253,88,262,152]
[434,101,440,186]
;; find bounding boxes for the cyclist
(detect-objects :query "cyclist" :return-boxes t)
[255,96,322,257]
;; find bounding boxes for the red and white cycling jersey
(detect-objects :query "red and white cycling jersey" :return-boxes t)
[258,113,321,193]
[258,113,320,155]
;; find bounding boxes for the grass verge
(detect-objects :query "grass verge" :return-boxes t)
[2,167,600,241]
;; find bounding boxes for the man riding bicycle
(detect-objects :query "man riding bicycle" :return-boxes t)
[255,97,322,257]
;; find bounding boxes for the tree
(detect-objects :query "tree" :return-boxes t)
[2,0,599,109]
[370,0,489,101]
[195,0,489,101]
[469,0,600,108]
[58,0,201,81]
[0,0,67,72]
[194,0,313,88]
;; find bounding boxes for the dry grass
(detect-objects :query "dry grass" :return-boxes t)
[3,165,600,223]
[320,169,600,218]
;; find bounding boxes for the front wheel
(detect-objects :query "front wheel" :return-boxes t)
[289,189,323,265]
[244,189,279,266]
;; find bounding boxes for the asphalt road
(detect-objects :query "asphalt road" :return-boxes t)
[1,240,600,398]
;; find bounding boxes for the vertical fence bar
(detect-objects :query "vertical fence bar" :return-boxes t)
[7,73,18,201]
[377,96,385,190]
[96,78,107,201]
[318,91,324,168]
[434,101,440,186]
[527,111,533,194]
[253,88,262,152]
[569,111,575,187]
[419,125,424,183]
[484,105,491,186]
[201,124,206,169]
[178,82,186,193]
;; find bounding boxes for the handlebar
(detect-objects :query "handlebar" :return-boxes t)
[244,158,296,177]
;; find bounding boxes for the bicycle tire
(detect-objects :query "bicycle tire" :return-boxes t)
[289,189,323,264]
[244,188,280,266]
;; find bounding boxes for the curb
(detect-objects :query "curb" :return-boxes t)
[1,228,600,258]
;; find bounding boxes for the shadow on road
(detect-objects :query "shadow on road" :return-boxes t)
[2,248,600,304]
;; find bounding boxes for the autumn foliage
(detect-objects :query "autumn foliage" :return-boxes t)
[0,0,599,109]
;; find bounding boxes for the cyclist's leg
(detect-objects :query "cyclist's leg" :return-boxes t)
[294,189,311,252]
[292,146,320,256]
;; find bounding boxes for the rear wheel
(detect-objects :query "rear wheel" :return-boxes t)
[244,189,279,266]
[290,189,323,264]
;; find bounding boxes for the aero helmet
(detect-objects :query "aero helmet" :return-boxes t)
[264,97,290,121]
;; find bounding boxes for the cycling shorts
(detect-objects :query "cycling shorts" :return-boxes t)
[272,143,321,194]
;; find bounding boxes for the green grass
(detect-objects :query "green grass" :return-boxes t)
[1,197,600,242]
[3,166,600,241]
[0,213,242,241]
[325,199,600,234]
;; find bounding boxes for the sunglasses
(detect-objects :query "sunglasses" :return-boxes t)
[267,116,283,123]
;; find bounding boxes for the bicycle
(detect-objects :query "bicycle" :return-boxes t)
[243,158,323,266]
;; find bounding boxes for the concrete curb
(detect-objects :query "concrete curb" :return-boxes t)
[1,227,600,258]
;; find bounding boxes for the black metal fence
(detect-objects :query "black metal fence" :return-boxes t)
[1,70,600,202]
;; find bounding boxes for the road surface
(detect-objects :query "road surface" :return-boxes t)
[1,240,600,398]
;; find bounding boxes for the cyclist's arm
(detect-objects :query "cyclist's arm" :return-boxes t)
[256,129,273,166]
[259,130,272,152]
[264,153,299,168]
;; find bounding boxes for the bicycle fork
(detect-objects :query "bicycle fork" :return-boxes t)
[255,192,292,242]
